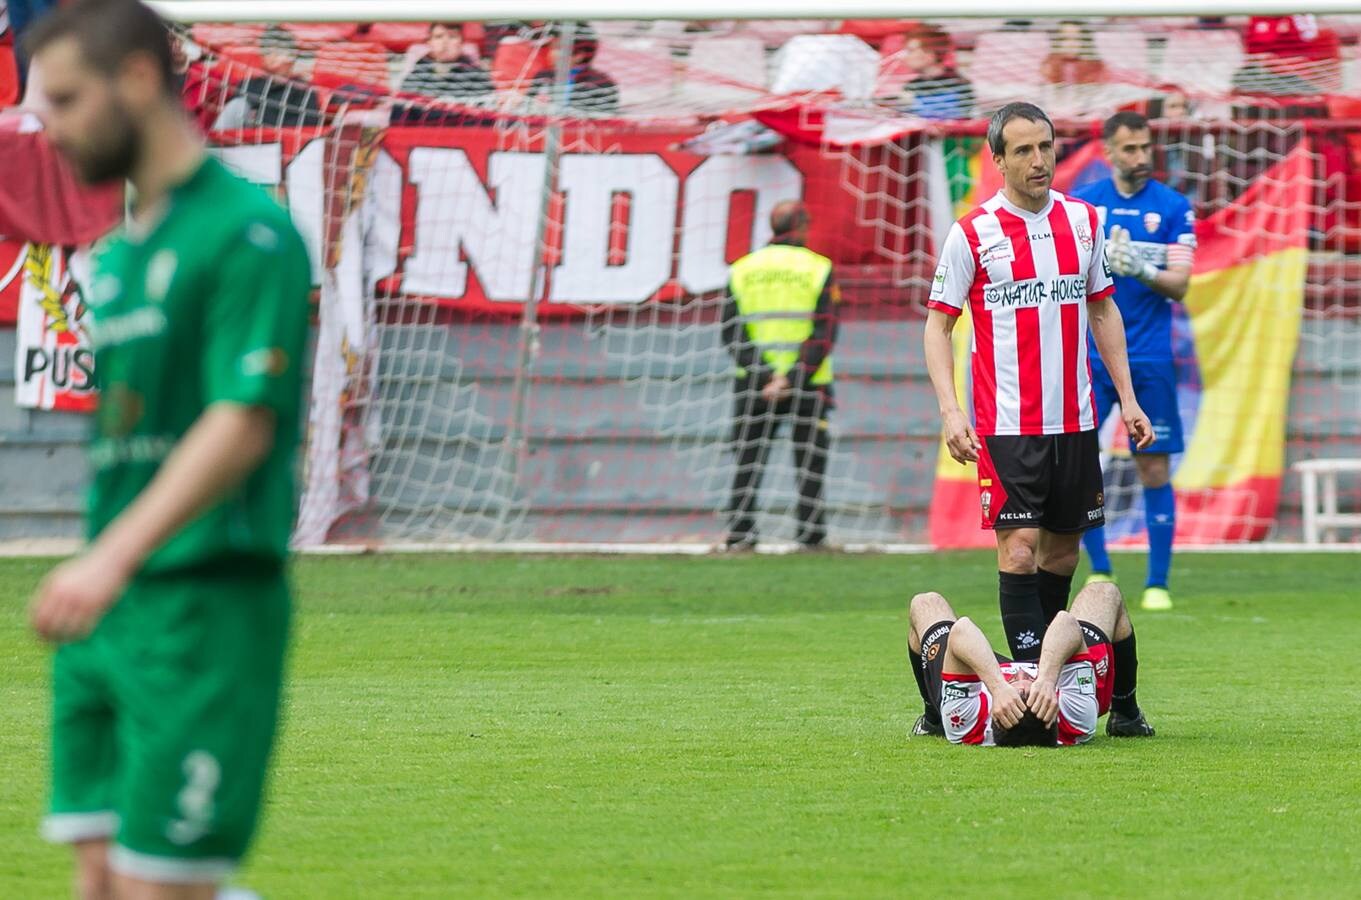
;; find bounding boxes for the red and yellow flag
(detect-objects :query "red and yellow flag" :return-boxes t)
[1174,145,1311,541]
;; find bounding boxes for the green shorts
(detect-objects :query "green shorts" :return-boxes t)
[42,565,290,884]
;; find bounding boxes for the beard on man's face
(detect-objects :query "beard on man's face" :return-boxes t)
[67,103,141,184]
[1123,164,1153,183]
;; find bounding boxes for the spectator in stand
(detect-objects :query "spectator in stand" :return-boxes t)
[212,25,323,130]
[400,23,492,100]
[898,24,972,120]
[481,20,536,62]
[1148,88,1204,200]
[1040,19,1106,86]
[527,22,619,114]
[1149,89,1191,121]
[392,22,495,126]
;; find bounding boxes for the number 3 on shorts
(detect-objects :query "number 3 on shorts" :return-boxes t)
[167,750,220,846]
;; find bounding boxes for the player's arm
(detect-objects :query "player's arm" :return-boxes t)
[1148,199,1198,303]
[1088,298,1151,449]
[1086,221,1154,449]
[1109,197,1196,302]
[1108,225,1191,302]
[923,224,979,464]
[925,310,978,463]
[1026,610,1082,726]
[1139,260,1191,303]
[942,616,1027,729]
[31,406,278,642]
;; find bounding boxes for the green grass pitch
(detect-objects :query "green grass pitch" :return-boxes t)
[3,551,1359,897]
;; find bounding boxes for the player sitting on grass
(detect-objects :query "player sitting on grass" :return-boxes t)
[906,582,1155,745]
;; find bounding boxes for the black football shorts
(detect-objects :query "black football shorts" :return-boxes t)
[976,430,1105,533]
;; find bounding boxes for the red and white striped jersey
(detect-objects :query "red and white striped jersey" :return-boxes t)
[928,190,1114,436]
[941,660,1101,747]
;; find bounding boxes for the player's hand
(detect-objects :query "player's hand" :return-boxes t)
[1106,226,1156,282]
[991,682,1028,731]
[30,549,132,644]
[942,408,981,464]
[1026,676,1060,727]
[1122,400,1155,450]
[761,373,791,404]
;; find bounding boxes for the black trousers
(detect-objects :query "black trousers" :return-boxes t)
[725,379,831,546]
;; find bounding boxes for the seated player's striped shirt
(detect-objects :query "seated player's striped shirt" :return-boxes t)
[928,190,1114,436]
[940,656,1106,747]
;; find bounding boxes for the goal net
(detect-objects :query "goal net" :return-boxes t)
[162,11,1361,548]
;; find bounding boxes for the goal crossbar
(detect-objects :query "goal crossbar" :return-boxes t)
[146,0,1361,24]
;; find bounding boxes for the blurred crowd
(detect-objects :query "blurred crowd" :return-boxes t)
[4,13,1358,127]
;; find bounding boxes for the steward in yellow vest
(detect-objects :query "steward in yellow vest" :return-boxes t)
[719,200,840,551]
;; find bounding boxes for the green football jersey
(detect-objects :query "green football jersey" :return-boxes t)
[84,156,311,574]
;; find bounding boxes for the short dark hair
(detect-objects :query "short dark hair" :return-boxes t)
[993,710,1059,748]
[1102,110,1150,141]
[22,0,174,92]
[261,25,297,54]
[431,22,464,37]
[546,21,599,61]
[987,102,1054,156]
[903,24,951,60]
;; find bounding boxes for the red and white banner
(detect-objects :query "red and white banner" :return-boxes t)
[9,242,95,412]
[217,123,912,542]
[209,125,912,313]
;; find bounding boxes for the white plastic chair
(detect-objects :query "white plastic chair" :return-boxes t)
[770,34,879,102]
[1158,29,1244,96]
[966,31,1049,110]
[679,36,768,112]
[1095,30,1150,80]
[593,37,674,110]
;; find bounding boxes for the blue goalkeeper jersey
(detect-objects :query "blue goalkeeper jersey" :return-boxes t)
[1072,178,1196,361]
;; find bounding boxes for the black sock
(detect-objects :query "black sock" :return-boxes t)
[908,647,940,724]
[1036,568,1074,624]
[1111,632,1140,717]
[999,571,1044,661]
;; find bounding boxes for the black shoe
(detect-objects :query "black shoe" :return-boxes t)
[1106,709,1156,737]
[911,714,944,737]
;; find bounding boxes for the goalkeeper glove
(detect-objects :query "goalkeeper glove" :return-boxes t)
[1105,225,1158,283]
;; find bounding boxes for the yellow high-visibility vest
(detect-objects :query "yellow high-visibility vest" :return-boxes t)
[729,244,834,385]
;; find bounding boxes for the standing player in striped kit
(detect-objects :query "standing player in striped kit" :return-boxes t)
[917,103,1154,737]
[1073,111,1196,612]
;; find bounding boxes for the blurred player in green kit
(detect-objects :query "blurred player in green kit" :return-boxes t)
[24,0,311,896]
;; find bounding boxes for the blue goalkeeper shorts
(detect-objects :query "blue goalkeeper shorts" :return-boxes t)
[1090,357,1184,455]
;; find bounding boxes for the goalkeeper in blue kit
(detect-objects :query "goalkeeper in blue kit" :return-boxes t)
[1072,112,1196,611]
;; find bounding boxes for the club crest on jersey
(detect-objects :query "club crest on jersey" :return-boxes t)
[1075,223,1093,251]
[145,250,178,304]
[1143,212,1162,233]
